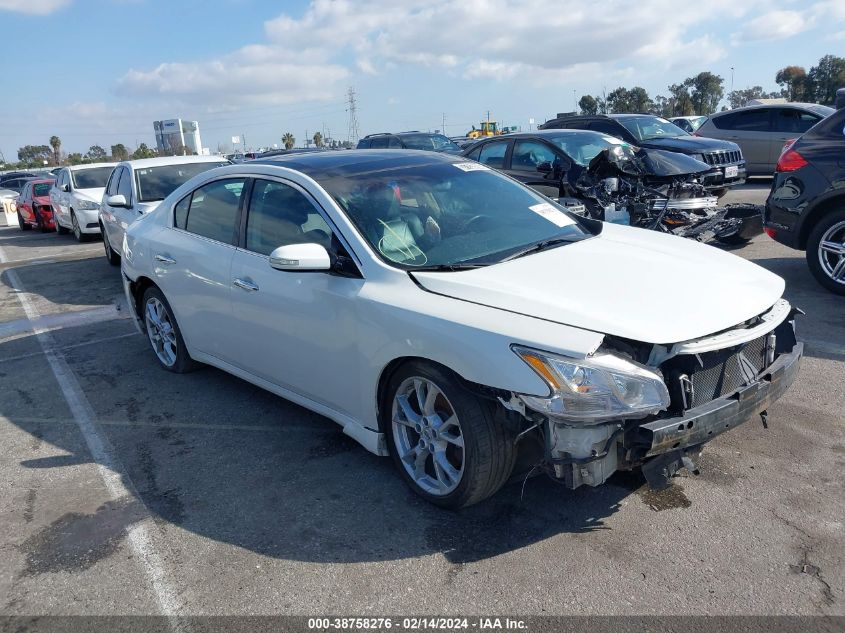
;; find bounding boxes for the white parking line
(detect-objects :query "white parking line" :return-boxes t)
[0,332,139,364]
[0,246,185,623]
[0,304,129,341]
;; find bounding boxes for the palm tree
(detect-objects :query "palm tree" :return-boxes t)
[282,132,295,150]
[313,131,324,148]
[49,135,62,166]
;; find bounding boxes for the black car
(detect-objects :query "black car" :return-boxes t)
[539,113,746,195]
[0,173,40,193]
[357,132,462,154]
[764,106,845,295]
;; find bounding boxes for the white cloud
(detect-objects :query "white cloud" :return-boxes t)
[0,0,69,14]
[735,10,810,42]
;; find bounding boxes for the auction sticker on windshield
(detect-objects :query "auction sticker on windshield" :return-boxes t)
[529,202,575,227]
[453,162,490,172]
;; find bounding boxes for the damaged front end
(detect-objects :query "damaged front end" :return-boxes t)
[569,145,762,245]
[506,301,802,490]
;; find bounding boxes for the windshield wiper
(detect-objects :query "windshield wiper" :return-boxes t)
[410,263,488,272]
[498,237,578,263]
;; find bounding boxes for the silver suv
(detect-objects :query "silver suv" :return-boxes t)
[697,103,834,175]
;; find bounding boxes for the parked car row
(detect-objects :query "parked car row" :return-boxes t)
[5,106,838,508]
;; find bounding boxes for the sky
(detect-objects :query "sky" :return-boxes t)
[0,0,843,160]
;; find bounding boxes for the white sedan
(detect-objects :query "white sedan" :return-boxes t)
[121,151,802,508]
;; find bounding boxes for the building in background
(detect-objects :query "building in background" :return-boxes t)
[153,119,202,155]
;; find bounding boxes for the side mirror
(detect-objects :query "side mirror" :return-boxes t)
[106,194,128,208]
[61,183,70,192]
[536,161,554,173]
[269,243,331,272]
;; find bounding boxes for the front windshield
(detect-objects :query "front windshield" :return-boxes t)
[618,116,688,141]
[547,132,630,166]
[400,134,461,152]
[317,160,593,269]
[135,162,229,202]
[72,166,113,189]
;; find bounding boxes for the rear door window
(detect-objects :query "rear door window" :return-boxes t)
[369,136,390,149]
[183,178,245,245]
[477,141,509,168]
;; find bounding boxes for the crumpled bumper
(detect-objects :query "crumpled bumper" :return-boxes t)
[636,340,802,458]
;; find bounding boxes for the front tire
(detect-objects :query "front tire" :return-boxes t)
[384,361,515,509]
[56,217,69,235]
[71,211,89,242]
[103,227,120,266]
[806,208,845,296]
[142,287,200,373]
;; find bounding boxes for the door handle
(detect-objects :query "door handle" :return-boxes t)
[233,278,259,292]
[154,254,176,265]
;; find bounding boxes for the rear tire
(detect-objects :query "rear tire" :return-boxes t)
[715,234,751,246]
[383,361,515,509]
[17,212,31,231]
[103,227,120,266]
[141,286,201,373]
[806,208,845,296]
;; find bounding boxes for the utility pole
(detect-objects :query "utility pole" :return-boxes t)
[346,86,360,145]
[573,89,577,112]
[730,66,735,102]
[442,112,446,136]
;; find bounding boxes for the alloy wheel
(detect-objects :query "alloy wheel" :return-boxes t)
[391,376,465,496]
[72,213,81,240]
[144,297,178,367]
[818,220,845,286]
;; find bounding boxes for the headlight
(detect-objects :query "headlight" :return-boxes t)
[690,153,705,163]
[77,199,100,210]
[513,346,670,422]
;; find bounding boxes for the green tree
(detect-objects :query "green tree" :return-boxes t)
[775,66,809,101]
[282,132,296,150]
[17,144,52,167]
[808,55,845,106]
[132,143,156,159]
[110,143,130,161]
[66,153,85,165]
[606,87,631,113]
[49,136,62,166]
[728,86,766,109]
[628,86,652,113]
[686,72,724,115]
[313,131,324,148]
[667,83,694,116]
[86,145,107,161]
[578,94,598,115]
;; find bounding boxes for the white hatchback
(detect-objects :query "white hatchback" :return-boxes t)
[51,163,116,240]
[99,155,229,265]
[121,151,802,508]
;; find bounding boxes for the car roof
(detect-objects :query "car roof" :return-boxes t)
[471,129,607,140]
[711,103,825,117]
[118,155,229,170]
[252,149,460,178]
[68,162,117,171]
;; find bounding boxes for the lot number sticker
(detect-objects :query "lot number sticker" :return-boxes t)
[453,162,490,172]
[529,202,575,227]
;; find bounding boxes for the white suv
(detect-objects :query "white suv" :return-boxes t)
[51,163,116,241]
[99,155,229,265]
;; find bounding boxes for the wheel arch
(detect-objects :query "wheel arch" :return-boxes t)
[128,275,158,320]
[374,355,514,434]
[798,193,845,249]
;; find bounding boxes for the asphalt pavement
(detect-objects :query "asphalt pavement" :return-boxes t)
[0,182,842,618]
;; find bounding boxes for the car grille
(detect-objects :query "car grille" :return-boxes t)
[688,335,768,408]
[702,149,743,166]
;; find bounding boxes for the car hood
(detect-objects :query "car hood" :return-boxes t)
[638,136,740,153]
[411,223,784,345]
[137,201,159,214]
[77,187,105,203]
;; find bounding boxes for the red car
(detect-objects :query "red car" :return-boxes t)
[16,179,56,231]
